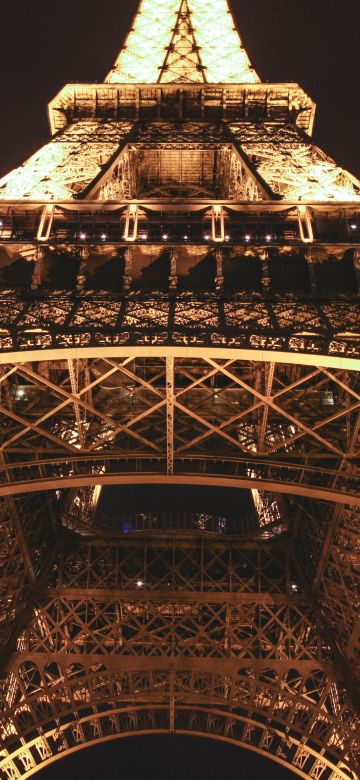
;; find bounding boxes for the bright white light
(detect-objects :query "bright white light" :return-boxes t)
[17,389,25,399]
[245,234,251,242]
[225,234,230,241]
[162,233,168,240]
[350,223,358,230]
[137,580,144,588]
[79,232,86,240]
[204,234,210,240]
[140,233,148,240]
[0,121,127,200]
[0,220,3,227]
[184,235,189,240]
[106,0,260,85]
[266,234,272,242]
[234,122,360,201]
[101,233,107,240]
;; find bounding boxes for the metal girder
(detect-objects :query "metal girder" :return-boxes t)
[0,293,358,361]
[258,362,276,454]
[0,494,57,656]
[0,2,359,777]
[0,357,357,507]
[1,535,359,779]
[166,357,174,476]
[294,499,360,689]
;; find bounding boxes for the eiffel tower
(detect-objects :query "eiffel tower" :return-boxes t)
[0,1,359,777]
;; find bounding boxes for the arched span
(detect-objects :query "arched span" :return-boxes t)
[1,706,356,780]
[0,346,359,370]
[2,663,358,780]
[0,473,359,507]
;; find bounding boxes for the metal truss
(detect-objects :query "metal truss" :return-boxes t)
[0,1,359,777]
[0,293,358,359]
[47,84,315,136]
[0,356,357,510]
[2,119,359,201]
[105,0,259,85]
[294,499,360,689]
[1,534,360,779]
[0,493,57,656]
[0,123,134,201]
[228,123,360,202]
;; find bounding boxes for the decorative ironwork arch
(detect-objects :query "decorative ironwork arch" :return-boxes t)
[1,665,359,780]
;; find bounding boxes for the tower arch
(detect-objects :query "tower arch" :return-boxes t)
[0,1,359,779]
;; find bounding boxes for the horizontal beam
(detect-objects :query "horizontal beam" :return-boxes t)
[0,346,359,371]
[0,473,358,506]
[5,653,324,675]
[1,199,359,209]
[47,82,315,135]
[45,589,295,604]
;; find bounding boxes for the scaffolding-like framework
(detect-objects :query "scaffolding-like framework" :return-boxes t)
[0,1,359,779]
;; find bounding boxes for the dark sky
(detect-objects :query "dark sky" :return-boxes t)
[38,736,296,780]
[1,2,357,777]
[0,0,359,178]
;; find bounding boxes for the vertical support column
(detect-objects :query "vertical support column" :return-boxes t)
[124,248,132,290]
[169,248,178,290]
[212,205,225,243]
[31,247,45,291]
[76,248,88,293]
[166,357,174,477]
[215,248,224,291]
[305,249,318,294]
[258,362,275,455]
[297,206,314,244]
[37,205,54,242]
[124,204,138,241]
[260,249,271,291]
[353,249,360,291]
[68,358,85,449]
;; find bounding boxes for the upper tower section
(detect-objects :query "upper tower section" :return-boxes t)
[106,0,259,84]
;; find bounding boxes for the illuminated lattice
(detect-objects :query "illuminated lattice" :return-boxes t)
[0,4,359,780]
[0,122,133,201]
[229,122,360,201]
[106,0,259,84]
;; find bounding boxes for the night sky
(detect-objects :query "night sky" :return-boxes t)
[38,736,296,780]
[1,1,358,777]
[0,0,359,179]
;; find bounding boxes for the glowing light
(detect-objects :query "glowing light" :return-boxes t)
[0,121,132,200]
[136,580,144,588]
[79,232,86,240]
[245,234,251,242]
[101,233,107,240]
[106,0,259,85]
[225,234,230,241]
[266,234,272,242]
[229,123,360,202]
[350,223,358,230]
[204,234,210,240]
[184,235,189,240]
[140,233,148,240]
[162,233,168,240]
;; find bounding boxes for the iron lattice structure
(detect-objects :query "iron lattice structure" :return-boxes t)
[0,1,359,778]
